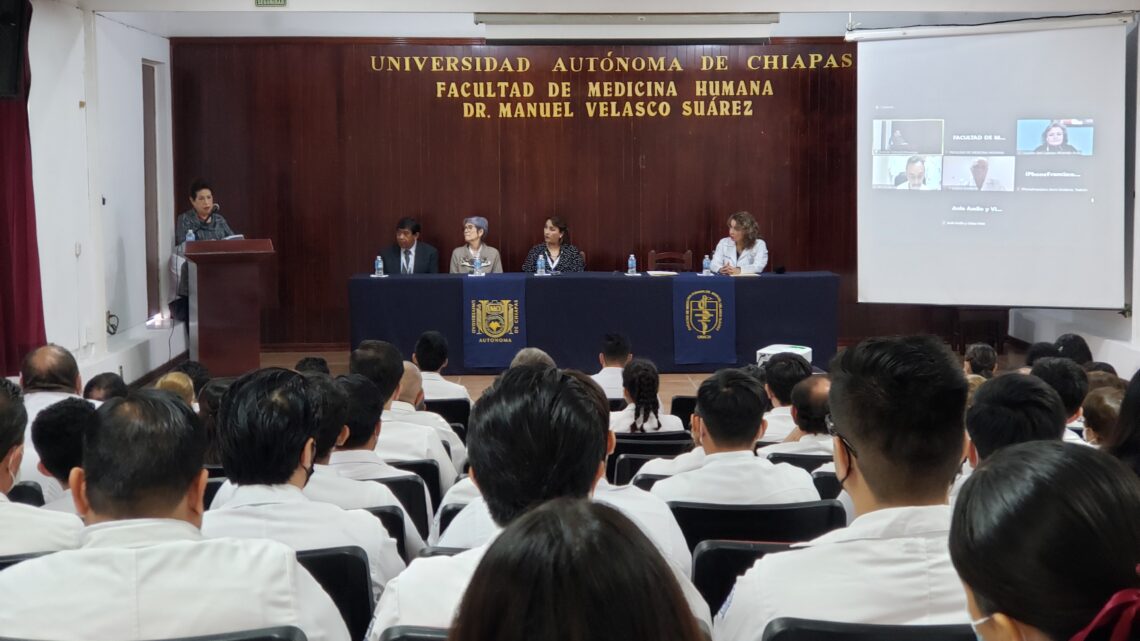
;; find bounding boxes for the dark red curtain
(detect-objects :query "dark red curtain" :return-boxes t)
[0,0,46,376]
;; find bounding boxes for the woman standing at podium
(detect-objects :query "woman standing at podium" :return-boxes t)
[521,215,585,273]
[170,179,238,322]
[709,211,767,275]
[449,216,503,274]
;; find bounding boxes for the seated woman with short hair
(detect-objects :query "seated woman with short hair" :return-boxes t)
[450,216,503,275]
[609,359,683,433]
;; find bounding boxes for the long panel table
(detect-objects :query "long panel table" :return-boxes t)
[348,271,839,374]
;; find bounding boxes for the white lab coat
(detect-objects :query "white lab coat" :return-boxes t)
[210,466,425,558]
[650,450,820,505]
[420,372,472,403]
[328,450,433,524]
[709,237,768,274]
[760,407,796,443]
[385,401,467,470]
[18,391,99,503]
[201,483,405,599]
[41,488,79,514]
[609,405,686,434]
[374,418,458,492]
[0,492,82,555]
[638,446,707,477]
[761,434,835,457]
[591,367,625,400]
[0,518,348,641]
[714,505,968,641]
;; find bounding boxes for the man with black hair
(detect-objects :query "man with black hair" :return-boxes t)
[762,375,833,456]
[760,352,813,442]
[413,331,471,402]
[1030,357,1092,445]
[1020,341,1061,373]
[591,333,633,400]
[83,372,128,401]
[386,361,466,469]
[367,366,711,639]
[210,372,425,557]
[716,336,971,640]
[351,340,456,491]
[202,368,404,599]
[0,388,348,641]
[650,369,818,505]
[963,343,998,379]
[295,356,330,375]
[0,379,81,554]
[19,344,97,502]
[1054,333,1093,365]
[380,217,438,275]
[32,398,98,513]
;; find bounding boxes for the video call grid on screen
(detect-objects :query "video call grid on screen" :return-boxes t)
[856,23,1127,308]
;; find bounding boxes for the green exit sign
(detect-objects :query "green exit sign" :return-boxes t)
[255,0,286,6]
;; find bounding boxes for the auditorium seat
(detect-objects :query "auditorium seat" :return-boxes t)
[371,476,430,539]
[379,626,449,641]
[631,473,670,491]
[608,436,692,482]
[692,540,791,612]
[204,464,226,478]
[0,552,45,572]
[164,627,309,641]
[418,546,465,558]
[424,399,470,429]
[668,500,846,551]
[613,453,658,485]
[812,470,842,500]
[669,395,697,430]
[366,505,407,562]
[437,503,465,537]
[448,422,466,445]
[296,546,373,641]
[765,453,833,472]
[7,481,44,507]
[387,459,442,510]
[608,398,626,411]
[204,477,226,509]
[648,249,693,272]
[761,617,973,641]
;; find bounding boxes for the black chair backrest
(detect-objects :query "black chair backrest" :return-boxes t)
[418,546,466,558]
[387,459,442,511]
[812,470,842,500]
[204,464,227,478]
[423,399,470,428]
[379,625,449,641]
[7,481,44,507]
[668,500,846,551]
[204,477,226,509]
[613,453,659,485]
[158,627,309,641]
[608,398,627,411]
[437,503,466,537]
[631,473,669,491]
[448,422,467,445]
[0,551,45,572]
[365,505,407,562]
[608,438,692,482]
[372,476,430,540]
[296,546,373,641]
[439,440,451,458]
[766,453,833,473]
[761,617,974,641]
[692,540,791,612]
[669,395,697,429]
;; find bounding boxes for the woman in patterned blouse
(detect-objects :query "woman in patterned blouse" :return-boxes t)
[521,215,585,273]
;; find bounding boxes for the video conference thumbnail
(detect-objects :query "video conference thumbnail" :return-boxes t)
[872,154,943,190]
[1016,119,1094,155]
[942,156,1015,192]
[872,119,945,155]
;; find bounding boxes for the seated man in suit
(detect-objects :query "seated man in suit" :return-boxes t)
[0,388,348,641]
[386,361,466,470]
[761,375,834,456]
[650,369,819,505]
[715,336,970,641]
[759,352,813,443]
[367,366,711,640]
[210,372,425,558]
[32,398,98,513]
[382,217,438,275]
[201,368,405,599]
[413,331,472,403]
[351,340,456,491]
[0,379,82,554]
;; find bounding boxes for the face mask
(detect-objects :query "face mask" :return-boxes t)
[969,615,991,641]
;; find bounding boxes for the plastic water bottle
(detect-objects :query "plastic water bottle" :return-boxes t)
[472,256,482,275]
[627,254,637,274]
[185,229,196,243]
[537,254,547,275]
[374,255,384,277]
[702,255,711,275]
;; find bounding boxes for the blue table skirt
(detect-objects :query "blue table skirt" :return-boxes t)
[348,272,839,374]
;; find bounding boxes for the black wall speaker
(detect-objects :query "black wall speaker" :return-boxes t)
[0,0,27,99]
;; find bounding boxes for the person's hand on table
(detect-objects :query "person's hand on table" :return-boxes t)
[718,265,740,275]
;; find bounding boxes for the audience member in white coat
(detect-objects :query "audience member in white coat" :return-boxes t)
[950,441,1140,641]
[368,366,711,640]
[386,361,466,469]
[32,398,98,514]
[591,333,633,400]
[715,335,972,641]
[0,388,348,641]
[412,331,473,403]
[18,345,98,503]
[610,358,685,434]
[762,376,834,457]
[448,499,707,641]
[758,352,813,443]
[0,379,82,554]
[201,368,405,599]
[651,369,819,505]
[1031,357,1095,446]
[351,340,457,491]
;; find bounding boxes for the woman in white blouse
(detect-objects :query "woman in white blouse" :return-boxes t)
[610,359,685,433]
[709,211,768,275]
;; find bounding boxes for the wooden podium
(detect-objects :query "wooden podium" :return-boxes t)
[184,239,276,377]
